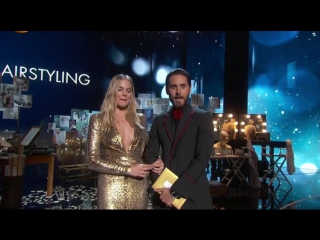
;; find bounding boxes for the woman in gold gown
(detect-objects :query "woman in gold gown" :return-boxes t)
[86,74,163,209]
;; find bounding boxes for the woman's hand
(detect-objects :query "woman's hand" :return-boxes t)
[151,158,164,175]
[129,164,153,178]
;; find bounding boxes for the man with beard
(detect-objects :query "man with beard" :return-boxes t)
[146,68,214,209]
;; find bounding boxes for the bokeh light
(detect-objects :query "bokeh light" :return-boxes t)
[250,31,299,46]
[132,57,150,76]
[155,65,171,85]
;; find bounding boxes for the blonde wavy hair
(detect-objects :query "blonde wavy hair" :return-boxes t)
[245,125,256,140]
[100,74,143,129]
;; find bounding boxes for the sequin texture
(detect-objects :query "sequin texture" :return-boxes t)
[86,113,149,209]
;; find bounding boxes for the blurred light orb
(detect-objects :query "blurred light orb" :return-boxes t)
[300,163,318,175]
[132,57,150,76]
[250,31,299,46]
[110,46,125,65]
[155,65,171,84]
[15,31,28,34]
[161,85,168,99]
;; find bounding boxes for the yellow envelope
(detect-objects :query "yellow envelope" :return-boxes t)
[152,168,186,209]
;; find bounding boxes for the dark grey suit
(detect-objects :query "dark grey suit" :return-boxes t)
[146,104,214,209]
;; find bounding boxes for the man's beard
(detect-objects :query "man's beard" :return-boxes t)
[170,96,188,109]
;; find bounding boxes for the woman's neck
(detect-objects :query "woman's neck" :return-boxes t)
[115,108,127,118]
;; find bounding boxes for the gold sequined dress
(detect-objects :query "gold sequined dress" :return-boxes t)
[86,113,149,209]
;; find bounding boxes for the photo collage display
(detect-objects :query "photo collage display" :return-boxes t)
[0,75,32,120]
[136,93,170,131]
[49,109,99,144]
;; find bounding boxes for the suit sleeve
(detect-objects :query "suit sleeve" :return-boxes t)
[172,111,214,198]
[86,114,130,175]
[145,115,161,182]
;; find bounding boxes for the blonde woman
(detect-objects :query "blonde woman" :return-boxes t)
[86,74,163,209]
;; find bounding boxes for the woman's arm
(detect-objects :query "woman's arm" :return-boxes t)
[86,114,131,175]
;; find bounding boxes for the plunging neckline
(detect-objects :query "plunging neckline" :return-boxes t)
[115,125,135,155]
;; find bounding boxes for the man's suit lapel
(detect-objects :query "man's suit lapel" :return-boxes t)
[163,113,175,144]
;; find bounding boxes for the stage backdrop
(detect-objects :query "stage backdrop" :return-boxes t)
[0,31,107,134]
[248,31,320,171]
[0,31,187,135]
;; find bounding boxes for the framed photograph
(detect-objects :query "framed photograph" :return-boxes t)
[76,122,89,138]
[1,83,21,95]
[209,97,220,109]
[69,119,76,131]
[153,99,162,115]
[3,94,14,108]
[138,93,152,109]
[13,76,30,91]
[2,107,19,119]
[70,109,89,123]
[13,94,33,108]
[53,128,66,144]
[71,109,82,121]
[59,115,70,131]
[0,92,5,109]
[48,122,56,131]
[54,115,61,128]
[191,94,204,107]
[20,126,41,146]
